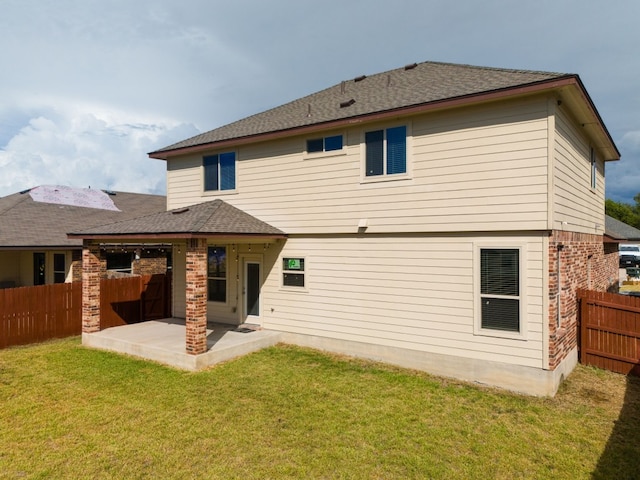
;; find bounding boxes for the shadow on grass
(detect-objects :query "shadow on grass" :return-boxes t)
[592,374,640,479]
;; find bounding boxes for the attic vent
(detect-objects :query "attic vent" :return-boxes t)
[404,63,418,70]
[340,99,356,108]
[354,75,366,82]
[172,207,189,214]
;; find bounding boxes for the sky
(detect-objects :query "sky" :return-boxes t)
[1,0,639,202]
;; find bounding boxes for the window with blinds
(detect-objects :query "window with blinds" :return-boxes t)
[480,248,520,332]
[365,126,406,177]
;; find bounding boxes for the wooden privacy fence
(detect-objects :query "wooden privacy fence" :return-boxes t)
[578,288,640,376]
[1,274,171,349]
[0,282,81,349]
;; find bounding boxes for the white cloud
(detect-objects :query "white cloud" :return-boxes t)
[0,105,198,197]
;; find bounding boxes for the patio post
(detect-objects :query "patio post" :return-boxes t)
[82,240,101,333]
[185,238,207,355]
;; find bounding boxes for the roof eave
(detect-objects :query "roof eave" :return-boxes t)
[149,76,619,161]
[67,232,288,241]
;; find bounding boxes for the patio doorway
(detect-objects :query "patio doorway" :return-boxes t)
[242,256,262,325]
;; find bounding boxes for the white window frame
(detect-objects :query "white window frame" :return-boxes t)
[303,132,347,160]
[280,256,308,292]
[207,245,228,304]
[202,151,237,196]
[360,122,412,183]
[473,243,527,340]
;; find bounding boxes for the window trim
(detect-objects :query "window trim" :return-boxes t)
[53,253,66,284]
[202,151,237,195]
[207,245,228,304]
[360,123,411,183]
[280,256,308,291]
[303,133,347,160]
[473,243,527,340]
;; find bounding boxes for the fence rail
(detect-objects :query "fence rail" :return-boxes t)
[1,274,171,349]
[578,289,640,376]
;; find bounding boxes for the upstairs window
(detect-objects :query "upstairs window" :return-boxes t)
[480,248,520,333]
[204,152,236,191]
[307,135,343,153]
[365,126,406,177]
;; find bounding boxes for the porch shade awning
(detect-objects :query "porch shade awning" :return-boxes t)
[67,199,286,240]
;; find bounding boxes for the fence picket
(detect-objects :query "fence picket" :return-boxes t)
[0,274,169,349]
[578,288,640,376]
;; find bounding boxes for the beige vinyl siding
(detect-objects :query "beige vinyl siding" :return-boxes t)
[553,106,605,234]
[166,96,551,234]
[261,234,545,368]
[0,251,22,286]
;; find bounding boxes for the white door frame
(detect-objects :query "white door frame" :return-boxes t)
[241,254,263,325]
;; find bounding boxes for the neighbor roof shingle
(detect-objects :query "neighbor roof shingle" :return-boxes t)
[605,215,640,241]
[68,199,285,238]
[0,188,166,248]
[151,61,569,155]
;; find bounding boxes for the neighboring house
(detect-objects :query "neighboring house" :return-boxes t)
[72,61,621,396]
[604,214,640,242]
[0,185,168,287]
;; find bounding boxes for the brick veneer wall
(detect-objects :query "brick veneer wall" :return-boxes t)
[132,255,167,276]
[547,230,619,369]
[185,239,207,355]
[71,250,82,282]
[72,249,168,280]
[82,242,102,333]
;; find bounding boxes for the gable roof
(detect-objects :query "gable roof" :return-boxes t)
[605,214,640,241]
[150,61,619,161]
[68,199,286,240]
[0,187,166,249]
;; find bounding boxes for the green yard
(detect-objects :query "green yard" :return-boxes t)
[1,337,638,479]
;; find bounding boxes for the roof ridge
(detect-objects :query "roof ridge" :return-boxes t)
[150,60,577,157]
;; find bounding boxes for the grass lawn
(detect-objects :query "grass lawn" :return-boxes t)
[1,338,638,479]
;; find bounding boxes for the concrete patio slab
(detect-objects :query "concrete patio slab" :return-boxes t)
[82,319,284,370]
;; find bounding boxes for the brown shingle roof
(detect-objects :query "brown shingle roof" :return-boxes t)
[68,199,285,239]
[151,61,570,156]
[605,215,640,241]
[0,188,166,248]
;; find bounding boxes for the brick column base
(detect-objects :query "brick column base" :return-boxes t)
[82,241,102,333]
[185,238,207,355]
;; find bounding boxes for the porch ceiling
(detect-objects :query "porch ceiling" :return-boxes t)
[67,199,287,241]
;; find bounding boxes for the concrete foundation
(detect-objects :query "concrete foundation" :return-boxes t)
[279,332,578,397]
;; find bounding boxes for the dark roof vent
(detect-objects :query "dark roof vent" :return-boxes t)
[340,99,356,108]
[172,207,189,214]
[404,63,418,70]
[104,190,116,196]
[19,188,32,194]
[353,75,367,82]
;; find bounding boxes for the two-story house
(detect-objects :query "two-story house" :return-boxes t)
[72,61,620,395]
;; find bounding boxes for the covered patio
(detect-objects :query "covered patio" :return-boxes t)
[68,199,287,370]
[83,318,283,370]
